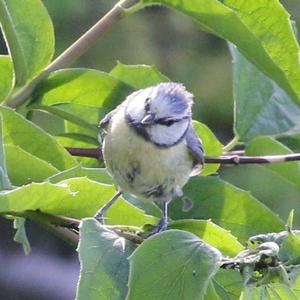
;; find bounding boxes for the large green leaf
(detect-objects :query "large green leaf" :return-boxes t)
[0,106,76,170]
[5,144,58,186]
[76,218,136,300]
[230,45,300,142]
[0,114,11,190]
[0,177,156,226]
[126,230,222,300]
[246,137,300,191]
[30,69,133,137]
[240,284,299,300]
[32,68,132,110]
[221,138,300,225]
[110,62,169,88]
[169,219,243,257]
[169,176,284,242]
[48,165,112,185]
[0,55,14,102]
[193,121,223,176]
[0,0,54,86]
[142,0,300,104]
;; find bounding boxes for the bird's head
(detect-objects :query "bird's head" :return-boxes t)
[125,83,193,147]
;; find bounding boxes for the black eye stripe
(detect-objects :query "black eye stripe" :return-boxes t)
[156,118,176,126]
[144,97,151,112]
[155,116,189,126]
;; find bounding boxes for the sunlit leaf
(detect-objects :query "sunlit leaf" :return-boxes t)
[169,219,243,257]
[48,165,112,185]
[0,106,77,170]
[193,121,223,176]
[0,0,54,85]
[142,0,300,104]
[0,114,11,190]
[0,177,156,226]
[5,144,58,186]
[0,55,14,102]
[110,62,169,88]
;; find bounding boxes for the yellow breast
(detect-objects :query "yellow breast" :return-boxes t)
[102,107,194,202]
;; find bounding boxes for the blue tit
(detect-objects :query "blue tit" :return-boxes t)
[95,82,204,233]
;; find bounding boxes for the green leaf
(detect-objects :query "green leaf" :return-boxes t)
[30,69,133,135]
[126,230,222,300]
[204,282,222,300]
[169,219,243,257]
[13,217,31,255]
[0,0,54,86]
[246,137,300,191]
[142,0,300,104]
[213,269,243,300]
[222,137,300,226]
[240,284,299,300]
[76,218,136,300]
[277,130,300,153]
[0,114,11,190]
[279,231,300,265]
[0,106,77,170]
[170,176,284,242]
[0,177,156,226]
[32,68,132,110]
[48,165,112,185]
[230,45,300,142]
[5,144,58,186]
[110,62,170,88]
[0,55,14,102]
[221,164,300,228]
[193,121,223,176]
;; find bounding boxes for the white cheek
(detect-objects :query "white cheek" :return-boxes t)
[147,120,189,146]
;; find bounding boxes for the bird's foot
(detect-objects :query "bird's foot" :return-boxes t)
[151,217,168,234]
[94,210,105,224]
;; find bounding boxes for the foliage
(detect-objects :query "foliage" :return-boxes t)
[1,0,300,299]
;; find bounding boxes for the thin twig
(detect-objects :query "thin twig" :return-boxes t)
[4,211,80,247]
[66,147,103,159]
[205,153,300,164]
[4,0,140,108]
[3,210,144,245]
[65,147,300,165]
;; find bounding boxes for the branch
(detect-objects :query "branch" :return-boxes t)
[66,147,103,160]
[4,0,140,108]
[65,147,300,165]
[4,211,80,247]
[3,210,144,246]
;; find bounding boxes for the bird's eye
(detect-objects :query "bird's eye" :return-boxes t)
[156,118,176,126]
[144,97,151,112]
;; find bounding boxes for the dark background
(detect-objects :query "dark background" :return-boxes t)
[1,1,299,299]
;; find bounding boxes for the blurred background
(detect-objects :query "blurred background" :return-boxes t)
[1,0,300,299]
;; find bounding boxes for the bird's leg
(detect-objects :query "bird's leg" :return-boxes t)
[151,199,169,234]
[94,190,122,224]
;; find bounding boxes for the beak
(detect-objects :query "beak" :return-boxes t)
[141,113,155,125]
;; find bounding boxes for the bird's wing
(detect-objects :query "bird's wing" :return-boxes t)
[185,123,204,176]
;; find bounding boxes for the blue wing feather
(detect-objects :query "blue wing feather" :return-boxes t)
[185,124,204,176]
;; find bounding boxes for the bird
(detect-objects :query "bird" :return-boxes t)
[95,82,204,233]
